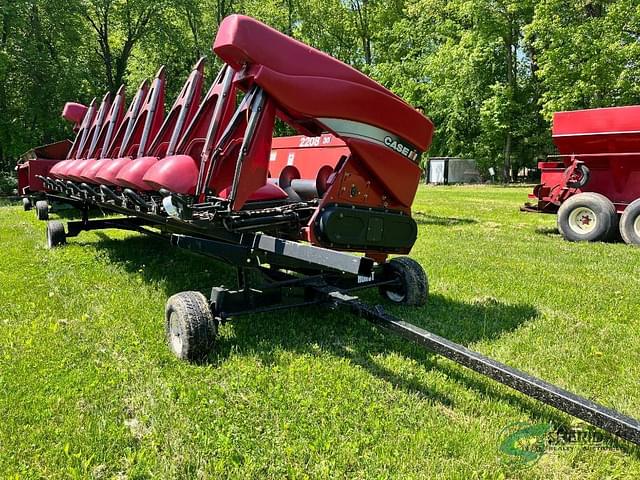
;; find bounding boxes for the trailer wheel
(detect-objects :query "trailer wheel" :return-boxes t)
[380,257,428,306]
[620,199,640,246]
[165,291,218,362]
[35,200,49,220]
[22,197,32,211]
[557,193,617,242]
[566,163,591,189]
[46,220,66,249]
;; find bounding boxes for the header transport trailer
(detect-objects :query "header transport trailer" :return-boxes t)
[523,105,640,244]
[15,15,640,447]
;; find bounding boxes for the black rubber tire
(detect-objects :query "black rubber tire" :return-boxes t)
[557,192,618,242]
[35,200,49,220]
[46,220,66,249]
[379,256,429,306]
[165,291,218,362]
[566,163,591,189]
[620,199,640,246]
[22,197,32,211]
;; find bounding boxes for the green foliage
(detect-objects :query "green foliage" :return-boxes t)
[528,0,640,118]
[0,0,638,180]
[0,170,16,194]
[0,0,101,171]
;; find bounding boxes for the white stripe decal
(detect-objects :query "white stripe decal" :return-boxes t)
[318,117,420,162]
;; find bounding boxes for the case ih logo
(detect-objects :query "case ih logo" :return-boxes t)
[384,136,418,162]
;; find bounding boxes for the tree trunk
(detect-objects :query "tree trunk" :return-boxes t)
[286,0,294,36]
[351,0,372,65]
[363,36,372,65]
[503,18,516,183]
[503,132,512,182]
[185,7,201,58]
[217,0,234,26]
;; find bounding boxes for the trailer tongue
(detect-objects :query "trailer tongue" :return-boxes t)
[340,297,640,445]
[17,14,639,448]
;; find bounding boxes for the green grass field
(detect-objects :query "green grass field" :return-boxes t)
[1,185,639,479]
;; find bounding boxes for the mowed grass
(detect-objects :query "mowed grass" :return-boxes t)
[0,185,639,479]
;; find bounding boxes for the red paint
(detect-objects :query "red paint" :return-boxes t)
[206,14,432,212]
[231,97,276,210]
[143,155,199,195]
[116,59,206,190]
[16,140,72,193]
[62,102,88,131]
[218,183,288,202]
[116,156,159,191]
[142,65,238,195]
[269,134,347,179]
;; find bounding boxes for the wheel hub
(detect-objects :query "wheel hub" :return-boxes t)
[384,276,407,303]
[169,312,183,355]
[568,207,597,234]
[385,289,406,303]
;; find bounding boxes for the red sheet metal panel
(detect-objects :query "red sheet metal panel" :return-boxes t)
[213,14,433,211]
[269,134,348,179]
[553,106,640,155]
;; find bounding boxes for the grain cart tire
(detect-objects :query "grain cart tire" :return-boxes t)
[35,200,49,220]
[46,220,66,249]
[557,192,617,242]
[380,256,428,306]
[22,197,32,211]
[620,199,640,246]
[566,163,591,189]
[165,291,218,362]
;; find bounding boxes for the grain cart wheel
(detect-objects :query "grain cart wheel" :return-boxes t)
[380,257,429,306]
[22,197,32,211]
[46,220,66,249]
[35,200,49,220]
[620,199,640,246]
[165,291,218,362]
[557,193,617,242]
[566,163,591,189]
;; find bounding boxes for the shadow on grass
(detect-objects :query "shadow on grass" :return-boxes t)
[413,212,478,226]
[84,239,553,402]
[80,234,638,454]
[535,227,560,237]
[215,294,541,410]
[82,235,535,345]
[77,234,238,293]
[50,204,104,220]
[535,226,626,245]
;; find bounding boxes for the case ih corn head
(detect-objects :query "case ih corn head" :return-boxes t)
[524,106,640,244]
[16,15,640,447]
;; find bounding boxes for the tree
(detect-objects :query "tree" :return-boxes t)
[80,0,165,94]
[528,0,640,118]
[0,0,97,168]
[372,0,547,180]
[1,0,638,180]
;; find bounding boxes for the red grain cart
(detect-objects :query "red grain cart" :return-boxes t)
[523,105,640,244]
